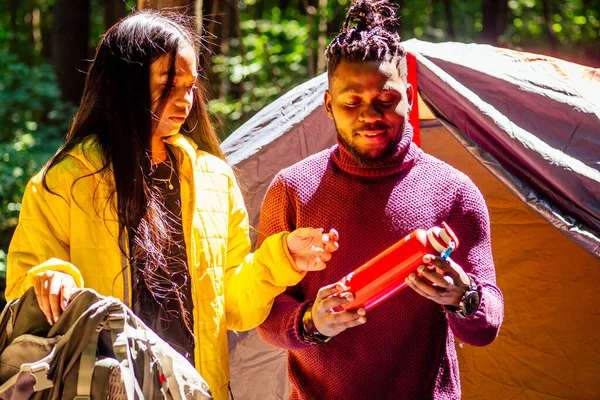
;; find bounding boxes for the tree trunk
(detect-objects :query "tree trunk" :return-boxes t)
[8,0,35,62]
[327,4,347,38]
[195,0,203,35]
[541,0,558,54]
[218,0,244,112]
[303,0,318,77]
[104,0,128,30]
[22,1,37,64]
[443,0,455,40]
[137,0,195,14]
[316,0,328,74]
[279,0,291,16]
[8,0,19,47]
[202,0,221,93]
[31,6,42,55]
[52,0,90,104]
[481,0,499,45]
[498,0,509,42]
[8,0,18,35]
[217,0,231,100]
[40,2,53,60]
[204,0,222,61]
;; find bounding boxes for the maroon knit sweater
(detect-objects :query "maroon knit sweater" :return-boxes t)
[256,125,504,400]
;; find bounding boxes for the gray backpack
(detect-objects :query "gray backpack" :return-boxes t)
[0,287,212,400]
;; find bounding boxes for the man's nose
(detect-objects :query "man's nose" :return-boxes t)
[359,103,383,122]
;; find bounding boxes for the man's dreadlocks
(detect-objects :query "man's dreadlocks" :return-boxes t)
[325,0,407,77]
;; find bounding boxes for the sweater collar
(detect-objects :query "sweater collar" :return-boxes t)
[331,123,420,178]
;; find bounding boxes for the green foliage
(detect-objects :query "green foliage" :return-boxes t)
[504,0,599,61]
[209,15,310,135]
[0,50,75,276]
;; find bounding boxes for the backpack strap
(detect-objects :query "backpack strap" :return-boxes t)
[107,304,144,399]
[0,298,18,342]
[74,329,102,400]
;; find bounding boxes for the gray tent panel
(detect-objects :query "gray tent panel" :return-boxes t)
[402,39,600,256]
[222,73,335,244]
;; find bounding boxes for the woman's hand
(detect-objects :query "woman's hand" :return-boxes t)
[34,270,76,325]
[286,228,339,271]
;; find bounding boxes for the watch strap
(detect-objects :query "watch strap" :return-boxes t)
[301,302,332,344]
[445,277,480,318]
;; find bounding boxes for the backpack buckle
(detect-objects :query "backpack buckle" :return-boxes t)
[107,311,125,330]
[29,362,54,392]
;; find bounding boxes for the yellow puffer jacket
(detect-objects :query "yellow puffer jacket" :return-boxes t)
[6,134,305,400]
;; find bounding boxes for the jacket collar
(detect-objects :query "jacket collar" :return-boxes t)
[165,133,197,180]
[66,133,197,180]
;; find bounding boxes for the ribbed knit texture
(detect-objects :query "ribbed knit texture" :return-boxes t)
[256,124,504,400]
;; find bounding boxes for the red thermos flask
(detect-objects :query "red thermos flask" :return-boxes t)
[334,222,459,311]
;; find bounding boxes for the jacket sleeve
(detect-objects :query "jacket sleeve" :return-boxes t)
[445,179,504,346]
[223,172,306,331]
[6,165,85,301]
[255,173,314,350]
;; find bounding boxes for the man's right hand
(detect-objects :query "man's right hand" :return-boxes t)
[311,282,367,337]
[33,270,76,326]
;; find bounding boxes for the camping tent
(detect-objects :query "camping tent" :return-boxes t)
[222,39,600,399]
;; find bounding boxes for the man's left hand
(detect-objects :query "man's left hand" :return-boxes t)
[404,254,470,306]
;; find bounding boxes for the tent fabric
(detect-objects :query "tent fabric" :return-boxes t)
[222,73,337,245]
[401,39,600,256]
[437,116,600,257]
[220,40,600,399]
[421,122,600,399]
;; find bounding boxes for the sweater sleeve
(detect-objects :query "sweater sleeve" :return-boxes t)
[224,171,307,332]
[255,173,315,350]
[445,178,504,346]
[6,165,85,301]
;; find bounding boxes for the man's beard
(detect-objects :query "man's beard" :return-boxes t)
[335,121,406,166]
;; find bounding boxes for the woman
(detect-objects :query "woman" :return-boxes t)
[5,11,338,400]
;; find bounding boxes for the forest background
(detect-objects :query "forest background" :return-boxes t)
[1,0,599,302]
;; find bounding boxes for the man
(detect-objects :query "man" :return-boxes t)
[256,0,504,398]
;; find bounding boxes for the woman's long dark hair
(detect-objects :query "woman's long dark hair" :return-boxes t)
[42,10,221,333]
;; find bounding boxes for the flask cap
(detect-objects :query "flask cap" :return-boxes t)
[427,222,459,254]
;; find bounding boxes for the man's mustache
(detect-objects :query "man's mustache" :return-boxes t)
[354,122,390,133]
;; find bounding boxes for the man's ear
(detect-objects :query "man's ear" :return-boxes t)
[324,90,334,120]
[406,83,414,111]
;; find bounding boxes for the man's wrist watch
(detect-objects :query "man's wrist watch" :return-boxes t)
[301,303,332,344]
[445,278,480,318]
